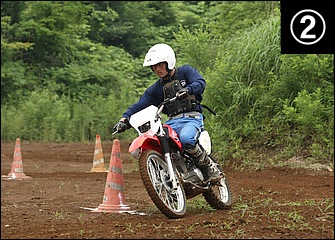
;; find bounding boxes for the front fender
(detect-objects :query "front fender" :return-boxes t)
[129,135,162,159]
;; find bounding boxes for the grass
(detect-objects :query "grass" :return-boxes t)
[53,208,67,220]
[121,176,333,238]
[230,187,334,233]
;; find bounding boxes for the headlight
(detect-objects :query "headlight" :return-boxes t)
[138,121,151,133]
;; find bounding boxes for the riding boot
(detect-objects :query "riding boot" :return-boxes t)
[185,143,221,182]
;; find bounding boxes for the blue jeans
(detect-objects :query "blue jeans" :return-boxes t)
[164,113,204,148]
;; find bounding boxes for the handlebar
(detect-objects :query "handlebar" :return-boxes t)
[159,91,186,109]
[156,92,185,117]
[162,95,178,105]
[114,92,186,135]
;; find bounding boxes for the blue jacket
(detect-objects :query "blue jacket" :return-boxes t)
[122,64,206,120]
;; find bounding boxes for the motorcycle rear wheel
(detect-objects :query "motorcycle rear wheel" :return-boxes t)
[203,155,232,209]
[139,150,187,219]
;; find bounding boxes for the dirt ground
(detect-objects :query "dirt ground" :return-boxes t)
[1,140,334,239]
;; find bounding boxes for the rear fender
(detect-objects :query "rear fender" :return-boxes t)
[129,135,162,159]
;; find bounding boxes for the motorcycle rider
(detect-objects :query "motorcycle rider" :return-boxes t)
[113,43,221,182]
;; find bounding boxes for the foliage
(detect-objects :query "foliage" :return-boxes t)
[15,1,92,66]
[90,1,178,58]
[172,24,222,73]
[1,89,137,142]
[273,87,334,161]
[1,1,333,166]
[204,16,281,129]
[204,1,280,40]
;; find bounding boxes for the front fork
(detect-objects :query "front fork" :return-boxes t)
[158,135,178,191]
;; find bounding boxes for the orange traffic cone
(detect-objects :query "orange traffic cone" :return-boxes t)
[2,138,32,180]
[92,139,132,213]
[89,134,107,173]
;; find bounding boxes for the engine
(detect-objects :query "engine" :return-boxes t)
[183,165,204,184]
[171,152,204,185]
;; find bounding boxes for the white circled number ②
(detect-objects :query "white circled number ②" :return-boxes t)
[290,9,326,45]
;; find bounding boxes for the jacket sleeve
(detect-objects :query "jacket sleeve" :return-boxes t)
[181,65,206,95]
[122,81,163,120]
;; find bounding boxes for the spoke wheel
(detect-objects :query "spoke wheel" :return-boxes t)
[139,150,187,219]
[203,155,232,209]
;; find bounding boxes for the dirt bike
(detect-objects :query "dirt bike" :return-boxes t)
[113,95,232,219]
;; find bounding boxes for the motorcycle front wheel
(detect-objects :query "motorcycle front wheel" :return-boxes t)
[139,150,187,219]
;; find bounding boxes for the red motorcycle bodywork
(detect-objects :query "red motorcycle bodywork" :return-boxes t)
[129,124,182,158]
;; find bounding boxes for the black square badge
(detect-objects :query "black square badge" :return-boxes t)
[281,0,334,54]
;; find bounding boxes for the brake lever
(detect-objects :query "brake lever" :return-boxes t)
[169,96,178,102]
[112,130,119,135]
[177,91,187,99]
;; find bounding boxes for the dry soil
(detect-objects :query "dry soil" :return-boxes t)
[1,140,334,239]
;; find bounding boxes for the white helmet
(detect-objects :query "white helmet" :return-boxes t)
[143,43,176,70]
